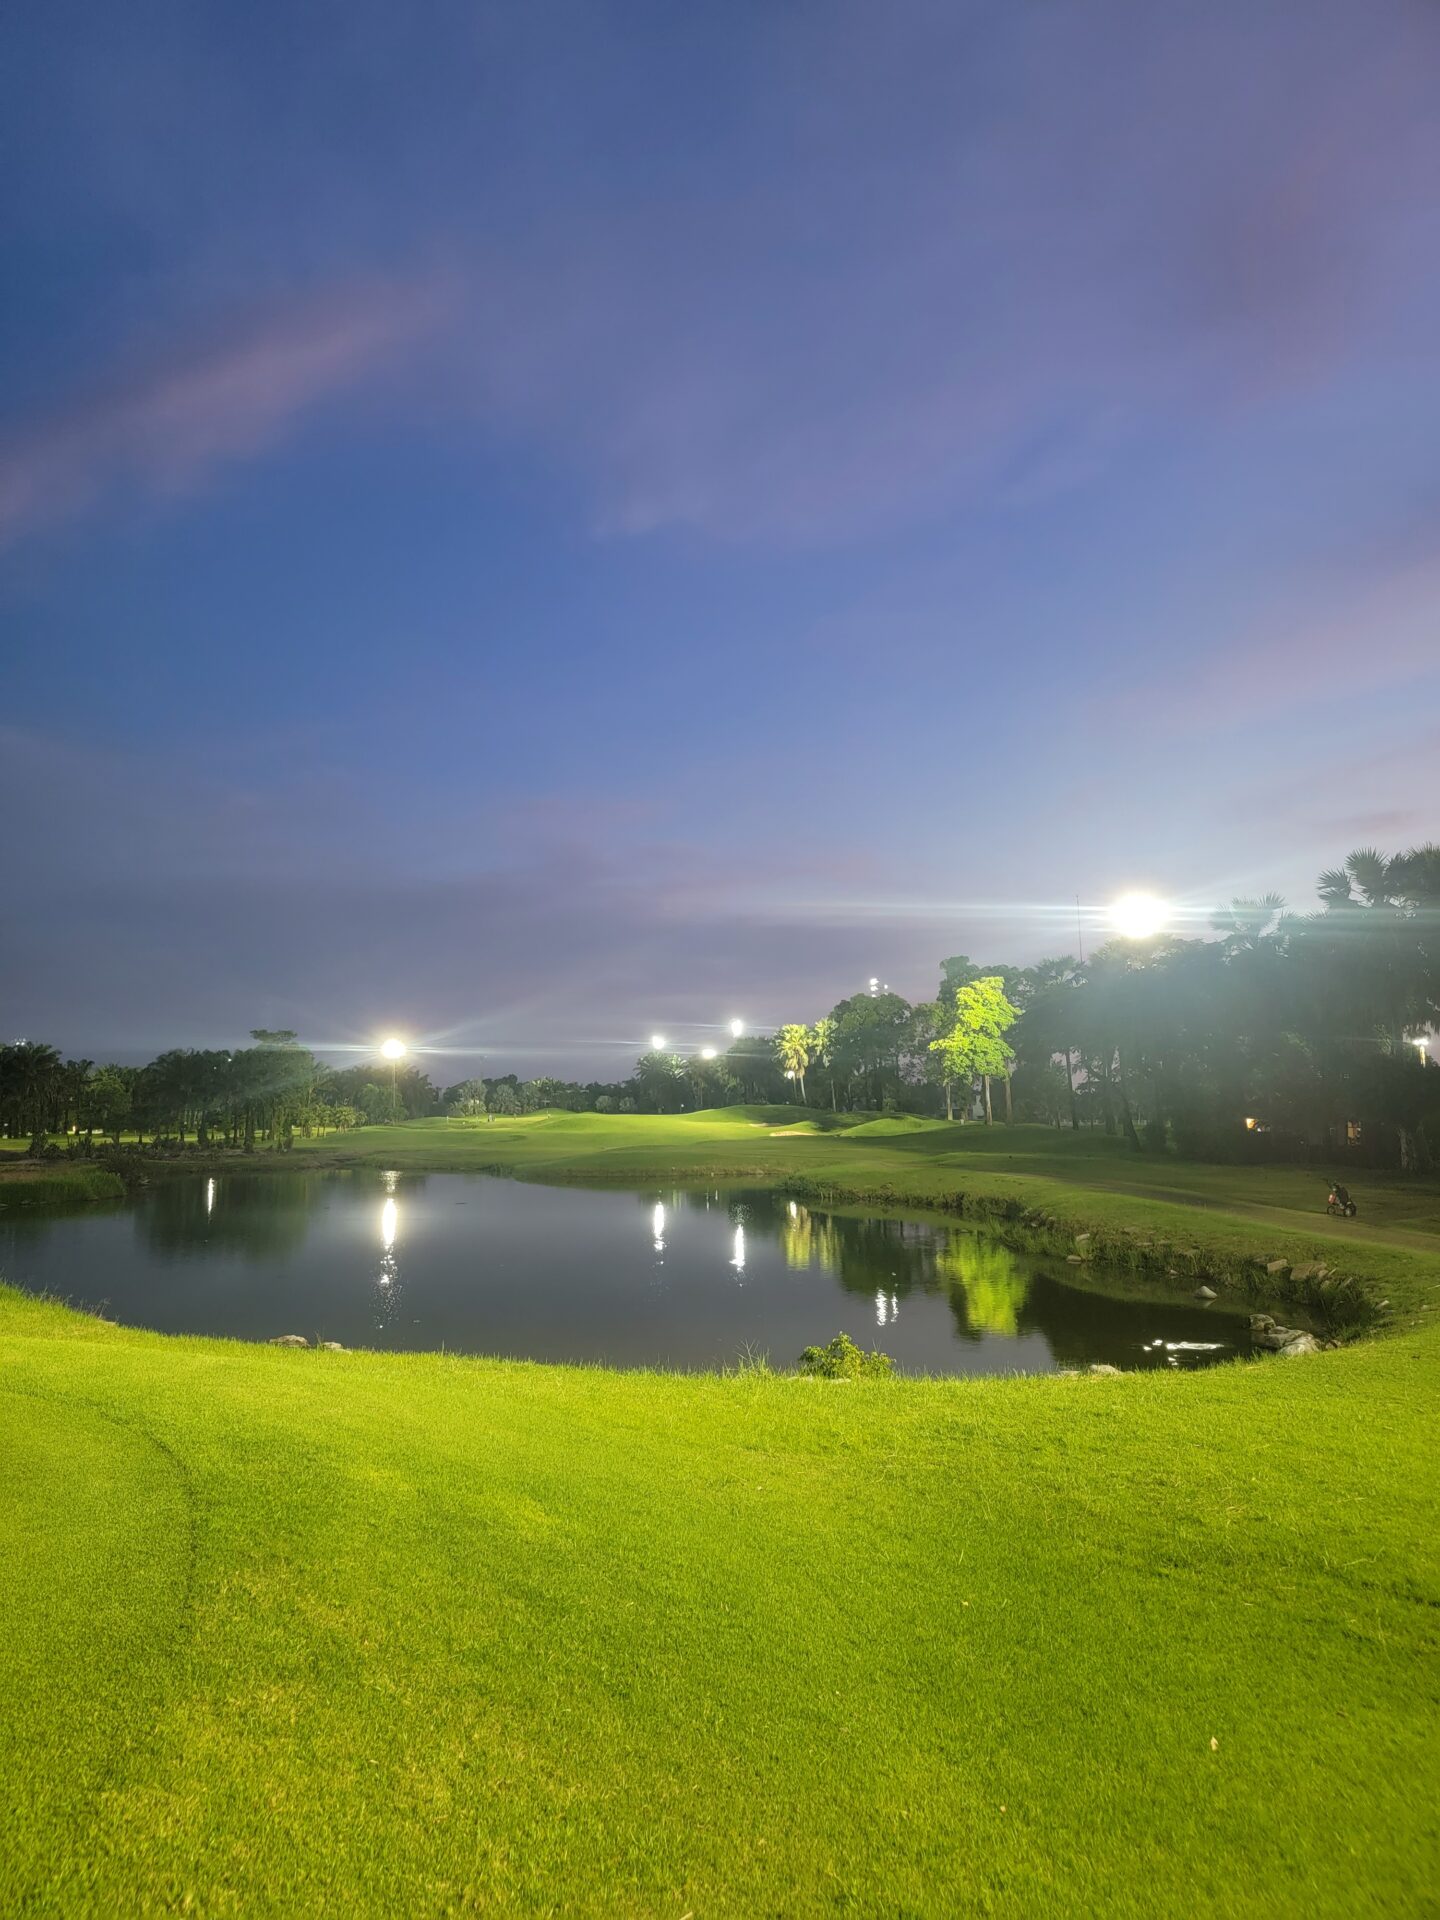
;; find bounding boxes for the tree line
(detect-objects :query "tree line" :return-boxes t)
[574,842,1440,1168]
[4,844,1437,1169]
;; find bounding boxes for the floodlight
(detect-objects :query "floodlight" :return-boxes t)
[1108,893,1168,940]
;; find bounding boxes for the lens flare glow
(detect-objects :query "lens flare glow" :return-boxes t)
[700,1046,717,1060]
[1108,892,1168,940]
[729,1018,744,1038]
[380,1036,407,1060]
[650,1033,666,1050]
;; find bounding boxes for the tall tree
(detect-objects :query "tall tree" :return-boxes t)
[0,1042,66,1148]
[1011,956,1083,1128]
[1312,845,1440,1166]
[829,992,914,1109]
[82,1065,132,1142]
[774,1024,812,1103]
[930,977,1018,1123]
[633,1049,686,1113]
[810,1015,839,1110]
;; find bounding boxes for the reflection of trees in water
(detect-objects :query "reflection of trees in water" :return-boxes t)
[719,1193,1242,1362]
[778,1201,841,1275]
[734,1195,942,1297]
[824,1217,941,1297]
[937,1236,1030,1338]
[138,1175,315,1262]
[685,1193,1034,1342]
[136,1171,428,1267]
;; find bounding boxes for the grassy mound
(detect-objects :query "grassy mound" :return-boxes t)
[843,1113,949,1136]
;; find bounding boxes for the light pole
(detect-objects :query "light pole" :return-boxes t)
[380,1036,406,1115]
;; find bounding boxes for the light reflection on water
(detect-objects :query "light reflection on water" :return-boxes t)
[375,1172,401,1326]
[0,1172,1269,1374]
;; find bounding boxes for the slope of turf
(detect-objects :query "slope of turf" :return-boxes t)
[1,1376,193,1904]
[3,1113,1439,1913]
[2,1281,1437,1916]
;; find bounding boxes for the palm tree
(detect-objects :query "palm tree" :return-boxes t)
[774,1025,812,1103]
[810,1016,838,1110]
[0,1042,66,1150]
[1315,848,1434,1050]
[1211,894,1288,952]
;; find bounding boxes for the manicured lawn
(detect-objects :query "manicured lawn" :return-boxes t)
[3,1112,1438,1914]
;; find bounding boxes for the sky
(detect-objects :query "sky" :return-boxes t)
[2,0,1438,1077]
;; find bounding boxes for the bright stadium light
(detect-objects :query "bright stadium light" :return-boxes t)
[701,1046,718,1060]
[379,1036,407,1060]
[650,1033,666,1050]
[1108,892,1168,940]
[729,1018,744,1038]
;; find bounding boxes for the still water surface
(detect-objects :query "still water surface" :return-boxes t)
[0,1171,1258,1374]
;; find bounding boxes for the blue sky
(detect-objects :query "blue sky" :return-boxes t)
[2,0,1438,1073]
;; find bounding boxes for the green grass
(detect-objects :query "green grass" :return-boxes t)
[0,1163,125,1207]
[3,1112,1439,1913]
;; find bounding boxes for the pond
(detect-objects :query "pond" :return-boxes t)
[0,1171,1264,1375]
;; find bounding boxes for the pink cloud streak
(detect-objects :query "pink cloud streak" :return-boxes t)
[0,281,443,545]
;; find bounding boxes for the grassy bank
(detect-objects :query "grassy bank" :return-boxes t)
[3,1111,1438,1913]
[0,1162,125,1207]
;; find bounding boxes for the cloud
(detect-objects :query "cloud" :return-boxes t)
[0,280,444,545]
[1108,548,1440,737]
[439,1,1440,543]
[5,4,1437,552]
[0,726,921,1065]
